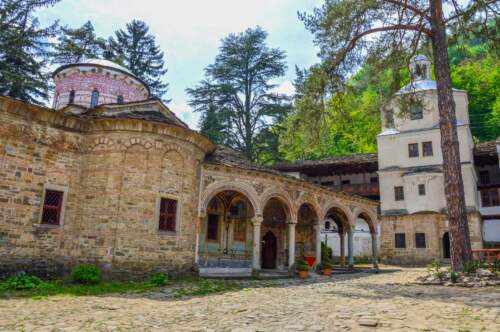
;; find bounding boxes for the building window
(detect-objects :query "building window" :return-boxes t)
[233,219,246,241]
[422,141,433,156]
[408,143,419,158]
[41,190,64,225]
[90,89,99,108]
[415,233,426,248]
[394,186,404,201]
[481,189,500,207]
[370,177,378,183]
[341,179,351,185]
[395,233,406,248]
[479,170,490,185]
[418,184,426,196]
[158,198,177,232]
[68,90,75,104]
[207,214,219,241]
[117,95,124,104]
[410,104,423,120]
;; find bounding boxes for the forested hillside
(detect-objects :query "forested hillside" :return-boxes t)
[274,38,499,163]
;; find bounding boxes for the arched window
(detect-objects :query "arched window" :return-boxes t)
[117,95,124,104]
[90,89,99,108]
[68,90,75,104]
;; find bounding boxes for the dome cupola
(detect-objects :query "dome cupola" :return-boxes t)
[52,59,150,110]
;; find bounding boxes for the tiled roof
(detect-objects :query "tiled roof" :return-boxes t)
[273,153,378,172]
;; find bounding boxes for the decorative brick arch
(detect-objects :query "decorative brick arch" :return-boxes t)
[88,137,115,152]
[260,188,295,222]
[352,206,378,234]
[295,194,322,224]
[199,181,261,218]
[322,201,355,228]
[120,137,153,151]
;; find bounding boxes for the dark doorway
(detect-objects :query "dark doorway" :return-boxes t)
[262,231,277,269]
[443,232,450,259]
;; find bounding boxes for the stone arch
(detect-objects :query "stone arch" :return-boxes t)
[295,194,321,224]
[352,206,378,234]
[88,137,115,152]
[260,188,295,222]
[120,137,153,151]
[321,201,354,228]
[199,181,261,217]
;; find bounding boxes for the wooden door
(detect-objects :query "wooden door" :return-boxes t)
[262,231,277,269]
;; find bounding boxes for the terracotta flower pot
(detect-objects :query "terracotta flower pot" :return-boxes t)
[323,268,332,276]
[297,270,309,279]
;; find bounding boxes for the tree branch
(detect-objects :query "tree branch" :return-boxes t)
[381,0,431,21]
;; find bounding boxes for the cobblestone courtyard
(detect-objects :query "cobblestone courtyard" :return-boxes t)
[0,267,499,332]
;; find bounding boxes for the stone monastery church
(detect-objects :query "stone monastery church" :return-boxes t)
[0,56,498,278]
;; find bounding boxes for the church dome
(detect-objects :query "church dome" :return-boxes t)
[52,58,150,110]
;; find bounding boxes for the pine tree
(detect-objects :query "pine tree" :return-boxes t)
[0,0,59,104]
[187,27,290,160]
[106,20,168,99]
[52,21,106,65]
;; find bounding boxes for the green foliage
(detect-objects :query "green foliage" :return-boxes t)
[427,259,446,280]
[0,0,59,104]
[71,264,102,285]
[173,280,240,298]
[187,27,290,161]
[149,272,168,286]
[321,258,333,269]
[1,274,44,290]
[295,257,310,272]
[52,21,106,65]
[321,241,333,261]
[449,270,459,283]
[106,20,169,99]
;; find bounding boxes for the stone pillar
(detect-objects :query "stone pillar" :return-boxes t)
[194,216,203,265]
[252,216,263,271]
[340,231,346,267]
[371,232,379,270]
[288,222,297,270]
[347,227,354,268]
[315,224,322,267]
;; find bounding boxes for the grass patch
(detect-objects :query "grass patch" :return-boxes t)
[173,279,242,298]
[0,280,159,299]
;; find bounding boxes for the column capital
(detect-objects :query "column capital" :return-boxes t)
[252,216,263,225]
[287,218,298,225]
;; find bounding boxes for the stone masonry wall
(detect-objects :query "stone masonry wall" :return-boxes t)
[379,212,483,265]
[0,101,207,279]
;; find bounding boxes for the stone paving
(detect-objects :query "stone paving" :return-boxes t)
[0,267,499,331]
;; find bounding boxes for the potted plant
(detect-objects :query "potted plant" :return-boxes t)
[321,259,333,276]
[296,258,310,278]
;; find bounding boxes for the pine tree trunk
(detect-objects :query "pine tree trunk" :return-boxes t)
[429,0,473,271]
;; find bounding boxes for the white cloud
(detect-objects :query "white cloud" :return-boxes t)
[272,80,295,96]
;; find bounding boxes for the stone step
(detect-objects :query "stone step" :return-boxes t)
[199,267,252,278]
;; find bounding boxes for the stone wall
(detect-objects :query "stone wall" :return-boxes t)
[379,212,483,265]
[0,97,211,279]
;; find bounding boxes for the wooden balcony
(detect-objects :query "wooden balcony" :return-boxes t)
[334,183,379,198]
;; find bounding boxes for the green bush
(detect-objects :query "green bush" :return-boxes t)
[449,271,459,283]
[427,259,445,280]
[71,264,101,285]
[149,272,168,286]
[321,242,333,261]
[321,259,333,269]
[296,257,310,272]
[1,274,44,290]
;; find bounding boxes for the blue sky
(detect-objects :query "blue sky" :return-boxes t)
[38,0,323,128]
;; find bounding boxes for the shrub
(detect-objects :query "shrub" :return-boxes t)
[321,242,333,261]
[71,264,101,285]
[296,258,310,272]
[462,261,480,275]
[2,273,44,290]
[450,271,459,283]
[149,272,168,286]
[427,259,446,280]
[321,258,333,269]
